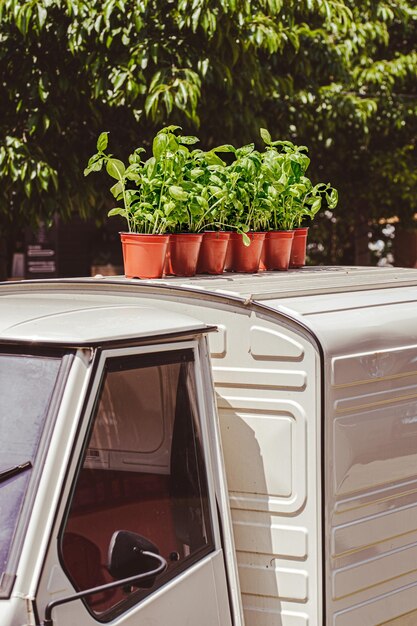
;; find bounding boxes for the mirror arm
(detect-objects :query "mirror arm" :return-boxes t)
[40,551,167,626]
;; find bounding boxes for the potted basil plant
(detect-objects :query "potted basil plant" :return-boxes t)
[183,146,233,274]
[85,131,173,278]
[85,126,208,278]
[260,128,338,269]
[221,143,270,273]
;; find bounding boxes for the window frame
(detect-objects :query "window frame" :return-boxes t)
[57,340,223,622]
[0,347,74,599]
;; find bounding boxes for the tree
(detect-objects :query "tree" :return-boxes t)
[1,0,416,270]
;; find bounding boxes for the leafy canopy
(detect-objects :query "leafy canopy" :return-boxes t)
[1,0,416,263]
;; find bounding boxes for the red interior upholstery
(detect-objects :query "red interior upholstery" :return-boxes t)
[61,469,179,613]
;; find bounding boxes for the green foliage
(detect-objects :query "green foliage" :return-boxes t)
[86,125,337,240]
[0,0,416,264]
[85,126,235,234]
[259,130,338,230]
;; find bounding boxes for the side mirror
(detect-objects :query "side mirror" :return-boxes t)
[108,530,161,587]
[41,531,166,626]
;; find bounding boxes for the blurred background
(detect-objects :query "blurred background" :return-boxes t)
[1,0,416,280]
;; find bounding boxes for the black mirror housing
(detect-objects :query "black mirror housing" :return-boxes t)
[108,530,161,587]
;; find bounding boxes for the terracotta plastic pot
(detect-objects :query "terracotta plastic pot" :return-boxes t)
[227,232,266,273]
[262,230,294,271]
[120,232,170,279]
[197,231,230,274]
[223,236,233,272]
[167,233,203,277]
[258,256,267,271]
[289,227,309,268]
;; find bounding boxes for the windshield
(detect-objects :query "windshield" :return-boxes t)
[0,352,63,595]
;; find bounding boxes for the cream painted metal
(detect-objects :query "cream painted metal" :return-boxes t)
[0,294,205,342]
[110,276,323,626]
[267,279,417,626]
[90,265,417,626]
[3,265,417,625]
[0,295,238,626]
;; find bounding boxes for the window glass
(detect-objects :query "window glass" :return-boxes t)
[0,354,62,593]
[61,349,214,618]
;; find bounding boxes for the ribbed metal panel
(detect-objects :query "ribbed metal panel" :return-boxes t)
[7,267,417,624]
[324,341,417,625]
[207,309,321,626]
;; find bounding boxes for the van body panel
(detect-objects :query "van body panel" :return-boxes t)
[33,339,237,626]
[100,266,417,626]
[266,276,417,625]
[107,295,324,625]
[4,266,417,625]
[0,596,32,626]
[324,335,417,626]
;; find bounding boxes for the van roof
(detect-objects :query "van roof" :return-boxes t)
[142,265,417,301]
[0,289,210,345]
[2,266,417,345]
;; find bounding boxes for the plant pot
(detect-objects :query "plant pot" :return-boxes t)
[224,236,234,272]
[258,255,267,271]
[227,231,266,273]
[120,232,170,279]
[196,231,231,274]
[262,230,294,271]
[167,233,203,277]
[289,227,309,268]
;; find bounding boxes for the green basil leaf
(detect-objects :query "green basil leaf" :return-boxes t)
[260,128,272,145]
[108,207,126,217]
[97,132,109,152]
[178,135,199,145]
[169,185,188,201]
[242,233,251,246]
[152,133,169,159]
[110,180,123,198]
[158,125,181,134]
[106,158,125,180]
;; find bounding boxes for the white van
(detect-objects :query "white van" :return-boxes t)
[2,265,417,626]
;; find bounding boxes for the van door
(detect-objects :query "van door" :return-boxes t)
[36,342,233,626]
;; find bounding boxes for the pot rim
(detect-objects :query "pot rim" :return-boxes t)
[119,231,170,238]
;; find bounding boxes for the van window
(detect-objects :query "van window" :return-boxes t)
[60,348,214,619]
[0,353,62,596]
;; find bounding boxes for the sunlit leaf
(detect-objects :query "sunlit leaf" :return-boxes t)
[97,132,109,152]
[106,158,125,180]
